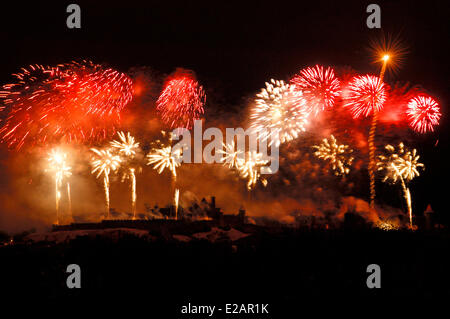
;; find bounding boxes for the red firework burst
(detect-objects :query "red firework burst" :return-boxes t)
[290,65,341,115]
[0,61,133,150]
[156,69,205,129]
[406,95,441,133]
[344,75,387,118]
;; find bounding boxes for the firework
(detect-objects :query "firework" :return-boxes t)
[146,132,182,176]
[0,61,133,150]
[47,149,72,224]
[147,132,183,219]
[290,65,341,115]
[147,145,182,177]
[250,79,308,147]
[174,188,180,220]
[344,75,387,118]
[111,131,140,219]
[236,151,269,190]
[406,95,441,133]
[313,135,354,176]
[369,34,407,76]
[156,69,206,130]
[91,148,122,218]
[377,143,424,228]
[219,141,244,169]
[344,72,388,211]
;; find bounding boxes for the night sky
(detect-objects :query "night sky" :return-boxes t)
[0,0,448,228]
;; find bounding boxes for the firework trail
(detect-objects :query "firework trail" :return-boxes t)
[377,143,424,229]
[156,69,206,130]
[91,148,122,218]
[290,65,341,116]
[313,135,354,176]
[406,95,441,133]
[0,61,133,150]
[174,188,180,220]
[47,149,72,224]
[147,131,183,219]
[111,131,140,219]
[250,79,308,147]
[344,74,387,210]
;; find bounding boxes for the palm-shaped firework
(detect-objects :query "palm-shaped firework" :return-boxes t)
[313,135,354,176]
[110,131,140,219]
[219,141,244,169]
[377,143,424,229]
[146,131,183,219]
[90,148,122,218]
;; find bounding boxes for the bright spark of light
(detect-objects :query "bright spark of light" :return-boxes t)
[369,34,407,75]
[313,135,354,176]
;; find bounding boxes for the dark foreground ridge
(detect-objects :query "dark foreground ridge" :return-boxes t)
[1,223,449,313]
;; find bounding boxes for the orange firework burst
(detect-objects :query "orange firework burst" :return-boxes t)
[0,61,133,150]
[344,75,387,119]
[406,95,441,133]
[290,65,341,115]
[156,69,205,129]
